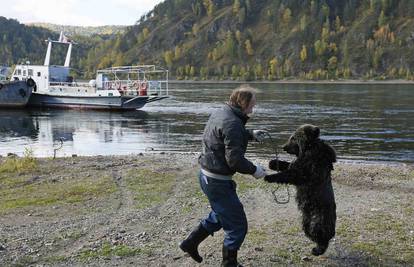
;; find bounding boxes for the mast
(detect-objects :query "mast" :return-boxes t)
[43,32,73,67]
[44,40,52,66]
[64,43,72,67]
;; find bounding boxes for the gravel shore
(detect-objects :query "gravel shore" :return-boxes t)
[0,153,413,266]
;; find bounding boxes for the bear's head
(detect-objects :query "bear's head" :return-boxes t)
[282,124,320,157]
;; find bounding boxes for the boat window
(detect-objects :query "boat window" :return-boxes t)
[37,72,41,77]
[23,70,26,76]
[17,69,21,75]
[28,69,33,76]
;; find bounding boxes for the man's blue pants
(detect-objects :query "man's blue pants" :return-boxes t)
[199,171,248,250]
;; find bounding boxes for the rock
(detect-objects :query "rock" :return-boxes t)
[0,244,6,251]
[72,154,78,157]
[269,257,280,262]
[301,256,311,261]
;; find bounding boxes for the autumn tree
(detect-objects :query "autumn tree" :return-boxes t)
[268,57,278,79]
[245,39,254,56]
[300,45,307,62]
[164,50,174,68]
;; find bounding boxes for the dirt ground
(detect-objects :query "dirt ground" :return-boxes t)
[0,153,413,267]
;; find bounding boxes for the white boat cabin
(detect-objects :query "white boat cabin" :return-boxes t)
[10,32,168,98]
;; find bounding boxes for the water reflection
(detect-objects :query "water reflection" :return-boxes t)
[0,110,38,139]
[0,109,172,157]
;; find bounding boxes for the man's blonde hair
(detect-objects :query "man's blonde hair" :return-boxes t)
[228,84,257,110]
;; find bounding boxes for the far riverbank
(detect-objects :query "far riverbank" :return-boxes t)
[169,79,414,85]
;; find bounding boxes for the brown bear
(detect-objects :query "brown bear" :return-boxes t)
[264,124,337,256]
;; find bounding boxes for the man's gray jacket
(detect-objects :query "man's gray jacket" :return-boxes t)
[198,104,256,176]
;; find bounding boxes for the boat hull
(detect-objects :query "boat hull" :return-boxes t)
[27,93,150,110]
[0,81,33,108]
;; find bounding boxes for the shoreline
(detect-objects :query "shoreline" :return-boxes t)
[1,152,412,166]
[0,154,413,266]
[169,79,414,85]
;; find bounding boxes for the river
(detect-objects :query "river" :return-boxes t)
[0,82,412,163]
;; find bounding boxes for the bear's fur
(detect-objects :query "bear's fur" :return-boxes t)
[264,124,337,256]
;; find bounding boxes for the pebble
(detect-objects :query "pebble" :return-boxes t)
[301,256,311,261]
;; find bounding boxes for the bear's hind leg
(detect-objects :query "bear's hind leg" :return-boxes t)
[303,213,332,256]
[311,242,328,256]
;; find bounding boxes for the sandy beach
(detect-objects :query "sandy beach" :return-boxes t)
[0,153,413,266]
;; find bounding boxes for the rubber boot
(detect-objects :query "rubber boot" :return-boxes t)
[179,223,210,263]
[221,245,243,267]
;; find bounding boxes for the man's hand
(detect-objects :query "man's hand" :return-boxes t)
[253,164,267,179]
[252,130,269,142]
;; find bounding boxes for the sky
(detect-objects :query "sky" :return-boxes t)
[1,0,165,26]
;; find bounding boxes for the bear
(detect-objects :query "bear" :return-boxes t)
[264,124,337,256]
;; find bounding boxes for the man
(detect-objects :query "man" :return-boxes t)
[179,85,268,267]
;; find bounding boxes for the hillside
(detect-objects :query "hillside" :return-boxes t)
[2,1,414,80]
[0,17,115,78]
[82,0,414,80]
[27,23,126,37]
[0,17,59,66]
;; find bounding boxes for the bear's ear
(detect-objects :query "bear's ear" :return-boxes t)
[304,125,320,141]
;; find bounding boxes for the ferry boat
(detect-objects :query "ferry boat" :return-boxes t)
[9,33,169,110]
[0,66,35,108]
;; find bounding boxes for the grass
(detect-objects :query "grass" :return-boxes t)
[125,168,176,209]
[11,256,37,267]
[78,242,147,261]
[42,255,68,264]
[177,172,208,214]
[246,227,269,245]
[271,247,302,264]
[0,172,116,213]
[337,211,414,264]
[0,148,38,174]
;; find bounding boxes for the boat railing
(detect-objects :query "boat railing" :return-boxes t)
[47,79,168,97]
[49,81,93,88]
[102,79,168,97]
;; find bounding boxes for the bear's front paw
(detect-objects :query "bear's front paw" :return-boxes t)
[264,173,287,184]
[264,173,282,183]
[264,175,274,183]
[268,159,289,171]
